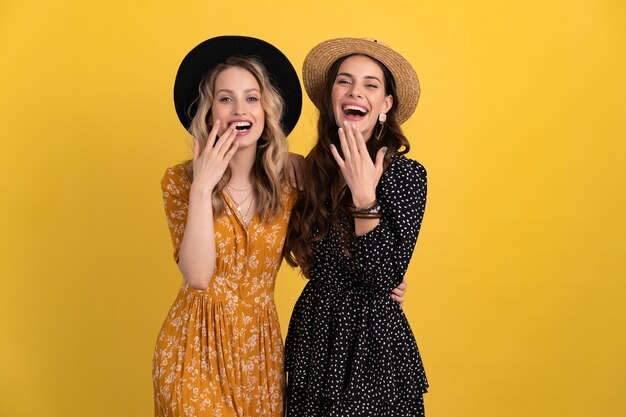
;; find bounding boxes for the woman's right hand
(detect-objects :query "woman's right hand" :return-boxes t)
[330,121,385,207]
[286,152,305,190]
[391,279,408,307]
[191,119,240,194]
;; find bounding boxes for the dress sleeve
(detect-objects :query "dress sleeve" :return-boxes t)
[282,182,300,215]
[161,164,191,262]
[348,155,427,293]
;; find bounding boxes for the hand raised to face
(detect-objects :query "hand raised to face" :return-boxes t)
[329,120,387,207]
[191,119,240,195]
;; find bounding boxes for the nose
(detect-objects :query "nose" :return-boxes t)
[234,100,247,115]
[348,84,363,98]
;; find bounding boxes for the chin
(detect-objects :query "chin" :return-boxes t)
[238,132,264,148]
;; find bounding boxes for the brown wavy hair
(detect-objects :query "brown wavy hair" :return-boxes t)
[285,54,411,277]
[183,56,288,222]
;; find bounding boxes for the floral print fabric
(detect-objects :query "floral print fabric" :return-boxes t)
[153,164,296,417]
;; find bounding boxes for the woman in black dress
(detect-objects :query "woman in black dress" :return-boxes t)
[284,38,429,416]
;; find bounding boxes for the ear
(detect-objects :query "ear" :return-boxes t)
[382,95,394,114]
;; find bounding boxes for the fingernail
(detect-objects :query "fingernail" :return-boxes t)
[381,147,388,153]
[330,144,336,149]
[338,127,343,133]
[343,120,348,126]
[352,123,356,130]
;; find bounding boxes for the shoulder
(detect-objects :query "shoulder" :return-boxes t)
[378,154,428,213]
[380,154,427,188]
[280,181,299,211]
[161,162,191,196]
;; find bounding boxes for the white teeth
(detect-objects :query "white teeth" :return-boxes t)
[234,121,252,131]
[342,105,368,114]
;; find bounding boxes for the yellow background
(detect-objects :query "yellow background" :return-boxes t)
[1,0,625,416]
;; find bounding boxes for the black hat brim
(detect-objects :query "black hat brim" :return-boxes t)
[173,36,302,135]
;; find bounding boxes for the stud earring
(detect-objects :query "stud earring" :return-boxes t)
[378,113,387,123]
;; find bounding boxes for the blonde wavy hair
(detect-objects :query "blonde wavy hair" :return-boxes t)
[184,56,288,221]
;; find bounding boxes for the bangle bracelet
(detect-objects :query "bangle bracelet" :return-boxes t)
[350,199,380,214]
[351,212,383,219]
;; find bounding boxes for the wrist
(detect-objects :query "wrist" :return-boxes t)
[190,183,215,200]
[351,193,377,208]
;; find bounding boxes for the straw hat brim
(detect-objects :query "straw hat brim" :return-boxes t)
[302,38,419,125]
[174,36,302,134]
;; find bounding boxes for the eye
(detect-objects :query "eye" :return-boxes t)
[366,83,379,89]
[337,79,351,85]
[247,96,259,102]
[218,96,232,102]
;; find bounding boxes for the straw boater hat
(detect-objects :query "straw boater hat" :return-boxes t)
[174,36,302,134]
[302,38,419,125]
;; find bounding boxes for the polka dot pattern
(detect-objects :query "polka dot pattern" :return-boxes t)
[285,155,429,416]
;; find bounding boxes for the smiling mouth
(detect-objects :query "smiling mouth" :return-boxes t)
[234,121,252,131]
[342,104,368,118]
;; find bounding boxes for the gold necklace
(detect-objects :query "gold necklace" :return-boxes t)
[241,200,254,225]
[227,183,252,192]
[226,189,255,224]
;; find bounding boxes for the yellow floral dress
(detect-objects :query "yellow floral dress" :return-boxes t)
[153,164,296,417]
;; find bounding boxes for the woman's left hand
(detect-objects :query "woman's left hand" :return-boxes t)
[390,279,408,306]
[330,121,386,207]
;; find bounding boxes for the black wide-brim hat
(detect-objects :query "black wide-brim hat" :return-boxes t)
[174,36,302,134]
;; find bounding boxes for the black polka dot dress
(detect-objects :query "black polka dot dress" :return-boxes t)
[285,155,429,417]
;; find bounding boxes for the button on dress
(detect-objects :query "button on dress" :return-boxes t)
[153,164,297,417]
[285,155,429,417]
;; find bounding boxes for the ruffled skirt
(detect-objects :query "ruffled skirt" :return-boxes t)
[285,280,428,416]
[153,282,285,417]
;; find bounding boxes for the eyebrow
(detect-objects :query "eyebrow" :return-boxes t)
[215,88,261,94]
[336,72,382,83]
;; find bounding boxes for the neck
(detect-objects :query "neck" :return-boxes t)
[228,144,257,186]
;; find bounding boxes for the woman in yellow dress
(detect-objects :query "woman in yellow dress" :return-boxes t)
[152,36,302,417]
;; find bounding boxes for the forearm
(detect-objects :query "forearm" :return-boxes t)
[350,224,416,291]
[350,157,427,292]
[352,192,379,236]
[177,188,216,290]
[354,217,380,235]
